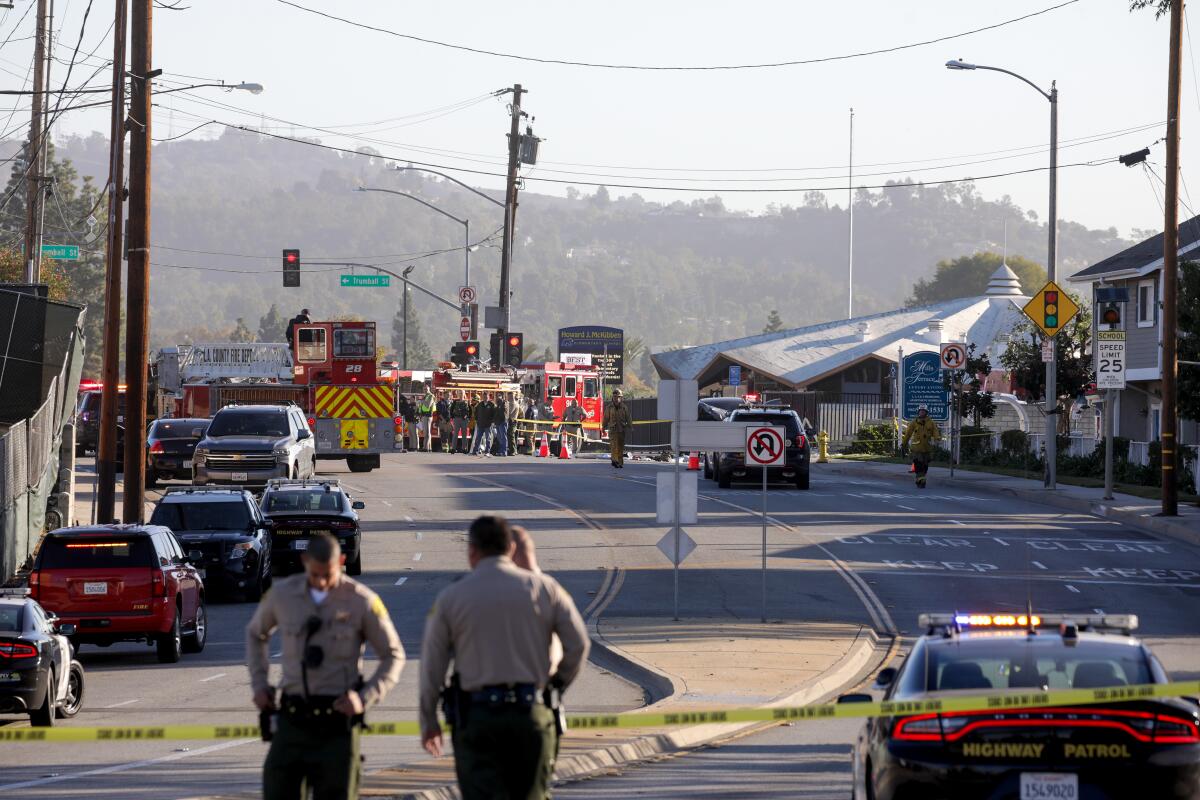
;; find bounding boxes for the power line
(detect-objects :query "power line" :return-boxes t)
[273,0,1083,71]
[0,0,35,54]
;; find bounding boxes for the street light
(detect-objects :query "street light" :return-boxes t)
[947,58,1059,489]
[401,265,416,370]
[356,186,472,288]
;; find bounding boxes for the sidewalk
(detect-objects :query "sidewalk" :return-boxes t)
[825,458,1200,547]
[359,619,883,799]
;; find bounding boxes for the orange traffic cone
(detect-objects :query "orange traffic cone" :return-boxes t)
[558,435,571,459]
[909,461,916,473]
[687,452,699,470]
[537,433,550,458]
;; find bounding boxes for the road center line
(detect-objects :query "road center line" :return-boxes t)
[199,672,227,683]
[395,577,408,586]
[101,699,139,709]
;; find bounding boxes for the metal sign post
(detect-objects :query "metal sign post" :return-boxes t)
[658,380,698,620]
[746,425,785,623]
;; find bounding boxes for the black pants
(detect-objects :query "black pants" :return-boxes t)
[912,452,930,485]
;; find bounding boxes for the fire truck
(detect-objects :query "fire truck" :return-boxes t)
[168,321,394,473]
[520,362,606,445]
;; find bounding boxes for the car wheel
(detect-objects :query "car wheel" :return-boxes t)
[347,550,362,576]
[182,601,207,654]
[716,461,731,489]
[56,661,84,719]
[244,560,265,602]
[703,453,713,479]
[156,609,182,663]
[29,668,55,727]
[796,471,810,490]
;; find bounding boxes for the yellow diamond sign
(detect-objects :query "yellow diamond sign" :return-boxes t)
[1022,280,1079,338]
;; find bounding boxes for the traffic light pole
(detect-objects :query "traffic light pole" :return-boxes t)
[1044,82,1059,490]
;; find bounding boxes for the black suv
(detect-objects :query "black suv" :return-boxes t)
[75,390,126,457]
[260,479,365,576]
[149,487,273,601]
[145,418,208,487]
[715,407,812,490]
[192,404,316,486]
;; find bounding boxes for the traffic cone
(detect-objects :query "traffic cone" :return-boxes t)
[909,461,916,473]
[687,452,699,470]
[558,434,571,460]
[537,433,550,458]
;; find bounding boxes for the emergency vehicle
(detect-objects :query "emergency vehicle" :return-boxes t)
[167,321,394,473]
[520,362,606,444]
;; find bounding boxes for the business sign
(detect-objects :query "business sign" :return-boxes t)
[728,365,741,386]
[1096,331,1127,390]
[558,325,624,384]
[901,351,949,421]
[340,274,390,288]
[560,352,593,366]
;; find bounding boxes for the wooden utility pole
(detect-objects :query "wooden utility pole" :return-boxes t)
[96,0,128,524]
[497,83,524,341]
[23,0,50,282]
[122,0,152,522]
[1161,0,1184,516]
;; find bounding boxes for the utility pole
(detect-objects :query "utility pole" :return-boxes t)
[1161,0,1184,516]
[847,107,854,320]
[1044,80,1059,490]
[96,0,128,524]
[122,0,152,522]
[497,83,524,342]
[23,0,50,282]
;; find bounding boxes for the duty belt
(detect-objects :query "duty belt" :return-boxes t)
[468,683,539,707]
[281,694,340,719]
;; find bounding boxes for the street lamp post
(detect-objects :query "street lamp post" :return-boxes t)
[947,59,1059,489]
[356,186,472,287]
[402,265,415,369]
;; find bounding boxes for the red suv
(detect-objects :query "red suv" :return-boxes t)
[30,525,207,663]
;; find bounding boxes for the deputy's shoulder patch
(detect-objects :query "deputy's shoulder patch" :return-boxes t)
[370,594,387,618]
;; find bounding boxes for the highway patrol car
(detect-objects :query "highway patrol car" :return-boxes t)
[848,612,1200,800]
[0,590,84,726]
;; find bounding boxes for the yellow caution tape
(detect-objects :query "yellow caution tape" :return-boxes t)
[4,680,1198,743]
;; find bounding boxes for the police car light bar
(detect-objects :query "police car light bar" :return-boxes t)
[919,613,1138,634]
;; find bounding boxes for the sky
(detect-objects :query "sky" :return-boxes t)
[0,0,1193,240]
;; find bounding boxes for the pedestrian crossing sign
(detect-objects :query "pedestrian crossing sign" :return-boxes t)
[1022,280,1079,338]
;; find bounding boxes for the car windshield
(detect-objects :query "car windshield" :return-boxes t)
[264,489,344,513]
[0,606,20,632]
[150,501,252,531]
[152,420,207,439]
[38,536,153,568]
[730,412,801,439]
[206,411,289,437]
[80,392,125,414]
[906,638,1153,694]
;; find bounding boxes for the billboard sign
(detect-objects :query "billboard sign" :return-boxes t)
[901,351,949,421]
[558,325,624,384]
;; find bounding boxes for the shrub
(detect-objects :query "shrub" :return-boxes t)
[845,423,896,456]
[1000,429,1029,457]
[959,426,993,462]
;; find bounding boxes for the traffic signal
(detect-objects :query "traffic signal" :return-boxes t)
[1043,290,1058,330]
[489,332,502,369]
[464,340,480,363]
[1101,303,1122,326]
[504,332,523,367]
[282,249,300,287]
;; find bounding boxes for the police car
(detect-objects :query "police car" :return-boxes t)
[847,612,1200,800]
[0,590,84,727]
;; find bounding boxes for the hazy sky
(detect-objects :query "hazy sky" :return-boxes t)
[0,0,1192,240]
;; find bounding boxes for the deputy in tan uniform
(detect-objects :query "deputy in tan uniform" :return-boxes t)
[419,515,589,800]
[247,532,404,800]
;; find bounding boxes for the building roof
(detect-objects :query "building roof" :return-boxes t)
[653,267,1029,389]
[1070,213,1200,283]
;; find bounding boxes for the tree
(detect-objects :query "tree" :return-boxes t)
[1176,262,1200,421]
[1000,293,1093,431]
[1129,1,1171,17]
[230,318,255,342]
[391,292,434,369]
[763,309,785,333]
[908,252,1045,306]
[944,343,996,427]
[257,304,287,342]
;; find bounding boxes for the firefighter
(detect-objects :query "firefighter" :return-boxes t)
[902,405,942,489]
[284,308,311,352]
[562,399,586,455]
[450,391,471,454]
[435,391,454,453]
[417,385,436,452]
[603,389,633,469]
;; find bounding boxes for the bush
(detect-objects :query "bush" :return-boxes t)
[959,425,993,462]
[999,429,1029,457]
[845,422,896,456]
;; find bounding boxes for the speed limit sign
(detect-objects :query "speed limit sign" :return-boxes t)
[1096,331,1126,389]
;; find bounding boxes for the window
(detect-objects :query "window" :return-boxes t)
[548,376,563,398]
[297,327,327,363]
[207,410,289,437]
[1138,279,1156,328]
[1151,402,1162,442]
[583,378,599,399]
[150,501,252,532]
[39,536,153,568]
[0,606,21,632]
[333,328,375,358]
[264,489,344,513]
[564,376,577,398]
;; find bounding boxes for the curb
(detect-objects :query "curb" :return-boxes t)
[825,462,1200,549]
[398,626,887,800]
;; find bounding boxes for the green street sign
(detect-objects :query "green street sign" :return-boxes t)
[41,244,79,260]
[339,274,390,288]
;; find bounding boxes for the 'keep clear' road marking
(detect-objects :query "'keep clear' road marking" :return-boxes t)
[404,515,415,524]
[1066,584,1081,593]
[1032,561,1048,570]
[413,552,423,562]
[395,577,408,586]
[199,673,227,683]
[832,535,1169,554]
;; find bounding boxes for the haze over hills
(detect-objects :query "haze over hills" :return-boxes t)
[24,128,1133,364]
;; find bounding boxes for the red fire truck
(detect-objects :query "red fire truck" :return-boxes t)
[174,321,394,473]
[520,362,606,445]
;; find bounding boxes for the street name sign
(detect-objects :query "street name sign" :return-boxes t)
[1096,331,1127,389]
[940,342,967,370]
[1022,280,1079,338]
[901,351,949,421]
[340,274,390,288]
[746,426,786,467]
[41,244,79,260]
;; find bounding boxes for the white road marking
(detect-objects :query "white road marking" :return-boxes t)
[992,536,1009,546]
[897,505,916,511]
[0,738,254,791]
[395,577,408,586]
[199,672,227,683]
[102,699,139,709]
[271,650,282,659]
[404,515,414,524]
[380,500,392,507]
[1066,584,1080,593]
[1094,608,1106,614]
[950,520,965,526]
[1032,561,1048,570]
[342,482,365,493]
[413,552,423,562]
[415,532,423,541]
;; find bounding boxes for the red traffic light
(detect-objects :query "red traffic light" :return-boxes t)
[507,336,520,347]
[285,253,297,263]
[465,343,478,356]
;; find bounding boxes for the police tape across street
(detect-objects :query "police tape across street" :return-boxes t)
[4,678,1197,743]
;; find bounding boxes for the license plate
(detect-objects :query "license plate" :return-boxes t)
[83,581,107,595]
[1021,773,1078,800]
[293,539,308,551]
[231,472,248,481]
[183,459,192,469]
[0,672,18,683]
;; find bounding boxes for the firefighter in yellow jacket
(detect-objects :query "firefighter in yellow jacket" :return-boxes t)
[902,405,942,489]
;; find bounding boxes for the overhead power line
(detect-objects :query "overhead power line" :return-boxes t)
[273,0,1082,71]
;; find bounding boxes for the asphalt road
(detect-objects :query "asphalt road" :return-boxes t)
[2,454,1199,799]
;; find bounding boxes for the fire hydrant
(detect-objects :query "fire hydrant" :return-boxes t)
[817,429,830,463]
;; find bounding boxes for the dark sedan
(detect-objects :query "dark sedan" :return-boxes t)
[75,389,125,458]
[146,418,208,487]
[0,591,84,727]
[260,479,364,576]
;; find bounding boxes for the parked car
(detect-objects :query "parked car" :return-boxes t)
[0,590,84,727]
[259,479,365,576]
[145,417,208,488]
[714,407,812,490]
[30,525,207,663]
[75,389,125,458]
[192,403,316,487]
[149,487,272,601]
